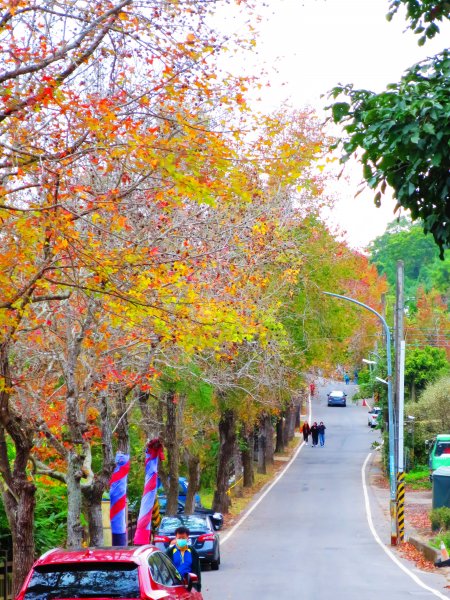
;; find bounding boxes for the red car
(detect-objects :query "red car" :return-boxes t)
[16,546,202,600]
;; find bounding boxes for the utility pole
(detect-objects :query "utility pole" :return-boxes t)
[394,260,405,543]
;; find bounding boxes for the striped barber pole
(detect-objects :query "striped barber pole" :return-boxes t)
[134,439,165,545]
[110,452,130,546]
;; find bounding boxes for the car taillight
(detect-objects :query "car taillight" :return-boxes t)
[197,533,216,542]
[153,535,171,543]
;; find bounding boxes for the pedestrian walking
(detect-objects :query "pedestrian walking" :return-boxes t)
[318,421,326,447]
[309,382,315,396]
[344,372,350,385]
[310,422,319,447]
[301,421,311,445]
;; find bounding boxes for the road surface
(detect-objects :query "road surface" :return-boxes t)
[202,381,450,600]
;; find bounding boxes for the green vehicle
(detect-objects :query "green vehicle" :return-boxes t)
[428,434,450,477]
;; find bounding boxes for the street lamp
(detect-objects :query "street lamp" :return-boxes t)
[323,291,397,545]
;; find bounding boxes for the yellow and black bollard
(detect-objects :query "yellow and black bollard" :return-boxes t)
[151,496,161,532]
[396,471,405,542]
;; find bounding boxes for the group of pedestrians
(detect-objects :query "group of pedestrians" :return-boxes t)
[301,421,326,447]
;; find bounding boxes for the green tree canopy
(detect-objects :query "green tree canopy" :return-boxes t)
[387,1,450,42]
[369,217,450,299]
[405,346,450,398]
[328,50,450,257]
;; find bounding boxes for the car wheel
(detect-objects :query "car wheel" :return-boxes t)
[211,552,220,570]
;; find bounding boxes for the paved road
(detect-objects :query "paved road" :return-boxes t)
[202,381,450,600]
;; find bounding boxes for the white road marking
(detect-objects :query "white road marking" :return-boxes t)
[362,452,449,599]
[220,396,313,545]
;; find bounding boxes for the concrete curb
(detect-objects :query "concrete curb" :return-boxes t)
[406,533,440,564]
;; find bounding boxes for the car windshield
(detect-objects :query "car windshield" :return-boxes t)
[24,562,140,600]
[435,442,450,456]
[159,515,209,533]
[330,392,344,397]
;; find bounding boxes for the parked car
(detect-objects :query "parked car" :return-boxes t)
[428,434,450,478]
[367,406,382,427]
[154,514,221,570]
[16,546,203,600]
[327,390,347,407]
[157,498,223,531]
[158,477,202,513]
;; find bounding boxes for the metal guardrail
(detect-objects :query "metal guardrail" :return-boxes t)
[226,476,243,497]
[0,558,12,600]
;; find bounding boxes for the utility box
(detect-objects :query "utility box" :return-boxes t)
[432,466,450,509]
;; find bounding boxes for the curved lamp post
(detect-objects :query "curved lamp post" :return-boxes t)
[323,291,397,545]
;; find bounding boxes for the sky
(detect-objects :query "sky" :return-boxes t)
[218,0,449,249]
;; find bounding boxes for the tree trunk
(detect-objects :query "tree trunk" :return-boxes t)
[241,429,254,488]
[263,416,274,467]
[0,347,37,595]
[82,486,104,546]
[275,415,285,453]
[286,404,296,442]
[165,389,180,515]
[66,451,85,547]
[411,380,416,402]
[294,396,301,429]
[233,441,243,497]
[257,425,266,474]
[184,453,200,513]
[82,396,115,546]
[212,408,236,513]
[115,393,131,455]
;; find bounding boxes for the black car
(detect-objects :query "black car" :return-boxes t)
[158,497,224,531]
[154,514,221,570]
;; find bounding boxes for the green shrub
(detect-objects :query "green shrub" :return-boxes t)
[430,507,450,532]
[431,531,450,551]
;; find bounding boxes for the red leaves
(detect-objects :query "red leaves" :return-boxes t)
[398,542,436,572]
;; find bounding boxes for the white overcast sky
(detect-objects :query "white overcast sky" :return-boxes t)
[218,0,449,249]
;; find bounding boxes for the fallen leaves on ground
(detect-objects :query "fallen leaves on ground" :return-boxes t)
[406,504,432,533]
[398,542,436,572]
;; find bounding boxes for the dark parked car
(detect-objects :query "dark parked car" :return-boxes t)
[158,477,202,511]
[154,514,221,570]
[16,546,203,600]
[158,498,224,531]
[327,390,347,407]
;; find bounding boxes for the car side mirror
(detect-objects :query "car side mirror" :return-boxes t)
[211,512,223,530]
[184,572,198,592]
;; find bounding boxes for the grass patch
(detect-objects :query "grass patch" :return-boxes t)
[199,489,214,509]
[405,469,431,490]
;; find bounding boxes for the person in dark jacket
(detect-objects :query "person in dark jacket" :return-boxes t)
[310,422,319,447]
[318,421,326,447]
[301,421,311,445]
[166,526,201,591]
